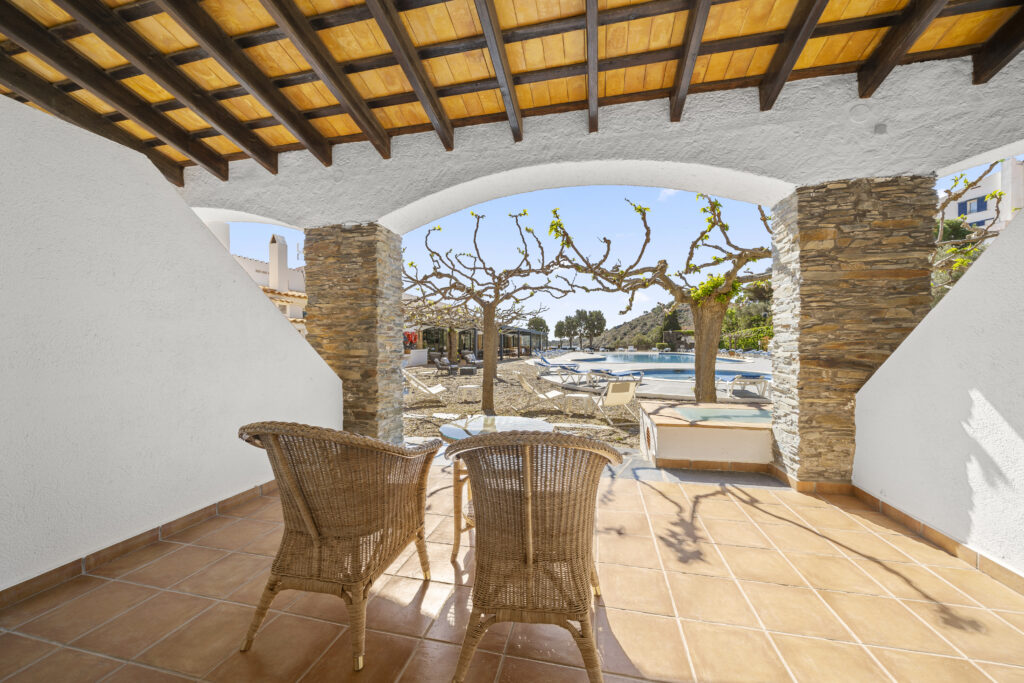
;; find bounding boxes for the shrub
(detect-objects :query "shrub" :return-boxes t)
[719,325,772,350]
[655,342,669,350]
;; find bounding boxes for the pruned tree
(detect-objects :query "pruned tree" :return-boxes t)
[932,160,1007,303]
[583,310,606,349]
[404,211,572,413]
[553,195,771,402]
[561,313,582,349]
[404,299,481,361]
[553,319,566,347]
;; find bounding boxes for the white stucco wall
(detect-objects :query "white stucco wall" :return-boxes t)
[0,97,343,590]
[180,56,1024,234]
[853,212,1024,578]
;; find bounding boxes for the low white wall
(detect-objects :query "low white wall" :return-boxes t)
[853,212,1024,578]
[0,97,343,590]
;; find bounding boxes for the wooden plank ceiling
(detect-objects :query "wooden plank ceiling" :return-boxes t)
[0,0,1020,185]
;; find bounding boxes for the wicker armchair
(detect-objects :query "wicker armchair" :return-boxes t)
[236,422,441,671]
[445,431,622,683]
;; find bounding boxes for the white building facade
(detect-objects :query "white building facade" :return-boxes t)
[942,158,1024,232]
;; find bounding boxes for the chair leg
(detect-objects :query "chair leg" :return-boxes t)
[240,575,279,651]
[590,563,601,597]
[570,615,603,683]
[345,591,368,671]
[451,464,463,562]
[453,612,494,683]
[416,526,431,581]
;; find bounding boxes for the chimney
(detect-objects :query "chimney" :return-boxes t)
[269,234,288,291]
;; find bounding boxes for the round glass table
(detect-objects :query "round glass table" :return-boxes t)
[440,415,553,562]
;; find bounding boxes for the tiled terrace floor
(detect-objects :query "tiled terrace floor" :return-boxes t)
[3,462,1024,682]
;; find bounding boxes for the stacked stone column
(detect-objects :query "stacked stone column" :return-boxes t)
[304,222,403,443]
[771,176,936,483]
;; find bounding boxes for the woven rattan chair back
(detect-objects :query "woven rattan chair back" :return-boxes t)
[446,431,622,683]
[236,421,441,671]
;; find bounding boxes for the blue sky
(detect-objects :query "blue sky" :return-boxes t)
[226,156,1021,331]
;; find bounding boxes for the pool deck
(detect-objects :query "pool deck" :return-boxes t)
[535,351,773,404]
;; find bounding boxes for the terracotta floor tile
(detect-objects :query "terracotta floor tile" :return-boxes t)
[240,526,283,556]
[5,648,120,683]
[193,520,281,551]
[843,510,914,535]
[853,559,974,604]
[996,610,1024,631]
[71,590,212,659]
[226,575,299,609]
[424,585,512,652]
[870,648,991,682]
[639,481,691,516]
[785,553,883,594]
[741,581,849,639]
[300,629,417,682]
[725,485,783,505]
[681,620,789,683]
[427,517,475,546]
[18,580,155,643]
[596,564,674,616]
[758,523,840,554]
[166,516,239,543]
[790,506,867,531]
[930,566,1024,611]
[813,494,875,511]
[122,545,226,588]
[426,487,456,516]
[649,514,707,546]
[506,622,585,667]
[885,534,974,568]
[598,533,662,569]
[981,663,1024,682]
[89,542,181,579]
[717,546,805,586]
[249,501,284,523]
[666,572,758,627]
[283,591,352,624]
[820,591,957,655]
[597,479,644,511]
[384,544,418,575]
[597,607,693,681]
[102,664,193,682]
[207,613,341,682]
[700,518,772,549]
[819,529,915,563]
[221,496,277,518]
[904,601,1024,666]
[656,540,730,577]
[596,510,652,537]
[135,602,255,677]
[0,576,107,629]
[172,553,272,599]
[737,503,808,526]
[366,575,453,637]
[398,640,502,683]
[772,634,886,682]
[679,482,732,500]
[769,489,831,508]
[0,633,57,678]
[498,657,589,682]
[395,541,473,585]
[690,499,748,521]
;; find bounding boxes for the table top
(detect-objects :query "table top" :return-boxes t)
[439,415,553,442]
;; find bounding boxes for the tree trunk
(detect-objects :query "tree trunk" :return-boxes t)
[481,304,498,414]
[447,327,457,363]
[690,299,729,403]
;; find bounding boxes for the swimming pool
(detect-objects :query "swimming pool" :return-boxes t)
[578,352,745,365]
[641,368,771,381]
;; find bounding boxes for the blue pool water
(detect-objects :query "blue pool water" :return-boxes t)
[577,352,744,365]
[641,369,771,381]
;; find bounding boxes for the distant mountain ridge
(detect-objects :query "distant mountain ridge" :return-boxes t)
[594,304,693,349]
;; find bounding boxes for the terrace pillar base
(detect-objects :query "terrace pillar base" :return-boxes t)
[304,222,403,443]
[770,176,935,483]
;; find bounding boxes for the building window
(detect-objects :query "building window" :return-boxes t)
[277,304,287,314]
[959,197,987,215]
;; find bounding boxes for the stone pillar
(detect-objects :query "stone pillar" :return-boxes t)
[304,222,403,443]
[771,176,935,483]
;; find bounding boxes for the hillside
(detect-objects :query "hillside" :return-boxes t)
[594,304,693,349]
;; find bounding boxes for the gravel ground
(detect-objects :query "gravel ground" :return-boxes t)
[402,359,641,448]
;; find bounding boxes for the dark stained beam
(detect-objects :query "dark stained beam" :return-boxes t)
[0,51,183,185]
[256,0,391,158]
[759,0,831,110]
[474,0,523,141]
[668,0,711,120]
[156,0,332,166]
[0,2,228,179]
[364,0,453,150]
[858,0,950,97]
[972,7,1024,82]
[586,0,598,132]
[53,0,277,173]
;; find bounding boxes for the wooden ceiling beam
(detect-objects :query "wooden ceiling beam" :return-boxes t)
[53,0,277,173]
[0,50,183,185]
[858,0,950,97]
[0,2,228,179]
[668,0,711,120]
[759,0,831,110]
[155,0,332,166]
[364,0,453,150]
[256,0,391,158]
[586,0,598,132]
[972,7,1024,83]
[474,0,522,141]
